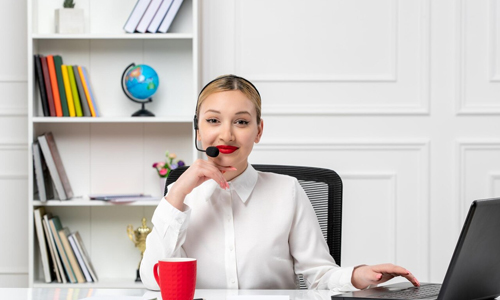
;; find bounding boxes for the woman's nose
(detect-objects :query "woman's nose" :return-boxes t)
[219,122,234,142]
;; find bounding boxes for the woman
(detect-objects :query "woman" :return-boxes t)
[140,75,420,291]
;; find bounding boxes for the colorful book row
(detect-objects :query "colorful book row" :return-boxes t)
[34,54,100,117]
[34,207,98,284]
[123,0,184,33]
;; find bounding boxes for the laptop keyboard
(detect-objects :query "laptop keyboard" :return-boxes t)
[378,284,441,299]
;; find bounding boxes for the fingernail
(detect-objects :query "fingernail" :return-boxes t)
[230,167,237,170]
[221,170,226,174]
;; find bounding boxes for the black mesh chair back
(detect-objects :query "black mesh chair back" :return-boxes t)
[165,164,343,288]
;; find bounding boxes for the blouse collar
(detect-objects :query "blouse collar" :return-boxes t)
[202,164,258,204]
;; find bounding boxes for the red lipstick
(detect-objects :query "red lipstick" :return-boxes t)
[216,145,239,154]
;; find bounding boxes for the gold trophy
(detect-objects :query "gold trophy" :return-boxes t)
[127,217,152,282]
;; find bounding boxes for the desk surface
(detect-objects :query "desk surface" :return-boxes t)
[1,288,336,300]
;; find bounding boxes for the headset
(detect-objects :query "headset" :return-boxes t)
[193,75,260,158]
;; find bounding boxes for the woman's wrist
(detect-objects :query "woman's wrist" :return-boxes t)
[164,187,187,211]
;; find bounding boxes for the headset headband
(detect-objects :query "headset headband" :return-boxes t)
[197,74,260,100]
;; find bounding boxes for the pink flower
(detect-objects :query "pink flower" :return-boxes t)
[152,162,158,168]
[159,168,168,176]
[157,162,165,168]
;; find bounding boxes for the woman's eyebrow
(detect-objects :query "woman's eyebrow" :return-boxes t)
[235,111,251,116]
[204,109,220,114]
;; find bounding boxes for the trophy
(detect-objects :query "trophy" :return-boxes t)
[127,217,152,282]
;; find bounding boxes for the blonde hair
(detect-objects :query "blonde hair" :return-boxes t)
[196,75,261,124]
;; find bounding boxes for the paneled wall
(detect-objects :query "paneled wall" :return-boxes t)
[1,0,499,287]
[200,0,499,283]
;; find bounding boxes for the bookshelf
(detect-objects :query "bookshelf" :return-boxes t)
[27,0,199,288]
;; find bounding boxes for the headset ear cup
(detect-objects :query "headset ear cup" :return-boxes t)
[193,115,199,130]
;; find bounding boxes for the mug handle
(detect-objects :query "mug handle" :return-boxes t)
[153,263,160,286]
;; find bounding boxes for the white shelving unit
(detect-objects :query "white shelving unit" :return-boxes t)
[27,0,199,288]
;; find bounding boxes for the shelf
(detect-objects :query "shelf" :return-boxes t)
[33,278,146,289]
[32,33,193,40]
[32,116,193,123]
[33,198,162,207]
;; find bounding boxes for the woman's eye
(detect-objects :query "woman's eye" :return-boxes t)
[235,120,249,125]
[206,118,218,124]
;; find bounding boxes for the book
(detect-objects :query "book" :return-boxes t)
[136,0,163,33]
[38,132,73,200]
[77,66,97,117]
[49,216,77,283]
[147,0,173,33]
[72,231,98,282]
[123,0,152,33]
[33,207,53,283]
[81,67,100,117]
[53,55,69,116]
[32,141,54,202]
[67,65,83,117]
[58,228,86,283]
[40,56,56,116]
[157,0,183,33]
[47,55,63,117]
[61,65,76,117]
[68,233,92,282]
[34,55,50,116]
[73,66,91,117]
[42,213,63,283]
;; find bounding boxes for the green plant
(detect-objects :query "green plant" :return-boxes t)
[63,0,75,8]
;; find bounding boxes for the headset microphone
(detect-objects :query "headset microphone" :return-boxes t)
[193,115,219,158]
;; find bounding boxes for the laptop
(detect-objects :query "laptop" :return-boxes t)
[332,197,500,300]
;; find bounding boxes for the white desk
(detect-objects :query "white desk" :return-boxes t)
[1,288,336,300]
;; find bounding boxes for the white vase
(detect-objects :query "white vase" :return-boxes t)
[55,8,84,34]
[160,177,167,196]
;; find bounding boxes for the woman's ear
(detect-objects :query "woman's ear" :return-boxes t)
[254,119,264,143]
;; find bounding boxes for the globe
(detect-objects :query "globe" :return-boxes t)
[121,63,160,116]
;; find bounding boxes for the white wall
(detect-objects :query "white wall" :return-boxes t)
[1,0,499,287]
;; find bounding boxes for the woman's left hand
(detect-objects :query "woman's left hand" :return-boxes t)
[351,263,420,290]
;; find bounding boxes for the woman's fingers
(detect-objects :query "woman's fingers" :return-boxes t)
[371,264,420,287]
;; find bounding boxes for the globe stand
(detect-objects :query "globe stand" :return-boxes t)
[132,101,155,117]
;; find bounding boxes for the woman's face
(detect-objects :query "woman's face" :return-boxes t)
[198,90,263,179]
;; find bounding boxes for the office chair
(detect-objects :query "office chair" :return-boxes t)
[165,164,343,289]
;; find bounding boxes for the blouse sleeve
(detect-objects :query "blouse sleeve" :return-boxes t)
[289,178,358,292]
[139,183,192,290]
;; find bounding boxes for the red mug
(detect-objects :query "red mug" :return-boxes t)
[153,258,197,300]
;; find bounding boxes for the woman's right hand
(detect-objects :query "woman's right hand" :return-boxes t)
[165,159,236,210]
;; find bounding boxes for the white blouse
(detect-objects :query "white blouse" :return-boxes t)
[140,164,356,291]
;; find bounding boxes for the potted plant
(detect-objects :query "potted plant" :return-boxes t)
[55,0,85,34]
[152,151,185,195]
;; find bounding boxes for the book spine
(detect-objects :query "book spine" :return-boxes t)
[32,142,47,202]
[68,234,92,282]
[136,0,163,33]
[42,216,62,283]
[47,55,63,117]
[45,132,73,199]
[74,231,98,281]
[34,55,50,116]
[38,134,67,200]
[123,0,153,33]
[67,66,83,117]
[61,65,76,117]
[40,56,56,117]
[147,0,173,33]
[77,66,96,117]
[49,218,76,283]
[81,67,100,117]
[54,55,69,116]
[43,214,65,283]
[158,0,183,33]
[73,65,91,117]
[34,207,52,283]
[59,228,86,283]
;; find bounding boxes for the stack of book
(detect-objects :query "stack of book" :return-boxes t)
[123,0,184,33]
[33,132,73,201]
[33,207,98,283]
[34,54,100,117]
